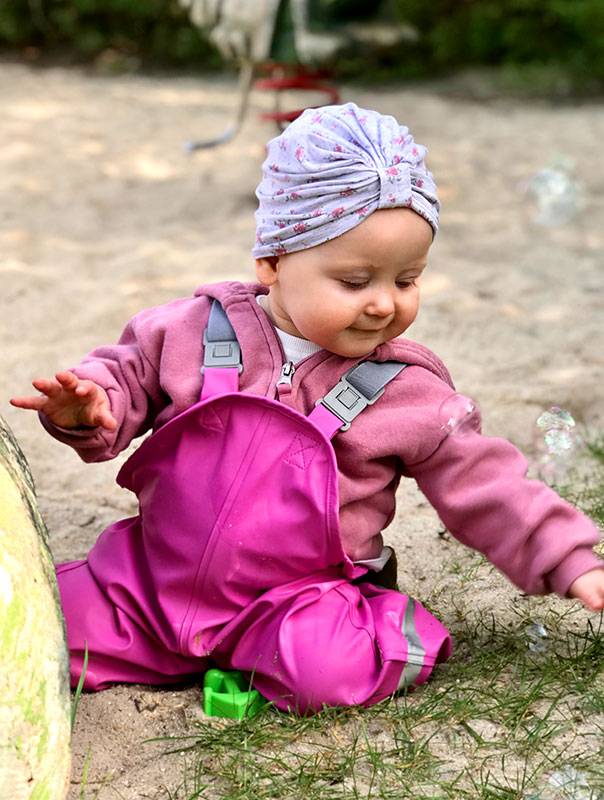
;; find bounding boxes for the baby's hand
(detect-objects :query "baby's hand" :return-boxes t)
[568,567,604,611]
[10,371,117,431]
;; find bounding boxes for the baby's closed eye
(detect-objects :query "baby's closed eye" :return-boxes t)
[339,279,370,290]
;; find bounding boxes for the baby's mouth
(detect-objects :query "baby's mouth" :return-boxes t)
[350,324,389,333]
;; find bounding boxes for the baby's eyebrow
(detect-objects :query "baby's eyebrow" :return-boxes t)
[397,264,426,276]
[400,261,428,275]
[329,263,373,274]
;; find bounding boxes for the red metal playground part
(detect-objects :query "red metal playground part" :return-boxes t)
[254,64,341,123]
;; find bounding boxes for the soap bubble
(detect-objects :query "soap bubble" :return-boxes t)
[535,406,584,484]
[537,406,579,458]
[439,394,481,437]
[524,765,595,800]
[544,429,578,457]
[525,158,585,228]
[537,406,576,432]
[548,765,592,800]
[525,621,548,653]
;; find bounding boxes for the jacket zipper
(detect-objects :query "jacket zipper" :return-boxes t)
[275,361,295,399]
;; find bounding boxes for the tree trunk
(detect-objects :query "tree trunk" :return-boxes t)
[0,415,70,800]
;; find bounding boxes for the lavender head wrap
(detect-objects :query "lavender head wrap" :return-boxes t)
[253,102,440,258]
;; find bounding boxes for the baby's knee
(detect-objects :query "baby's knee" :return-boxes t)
[251,608,384,712]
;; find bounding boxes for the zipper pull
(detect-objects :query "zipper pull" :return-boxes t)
[276,361,295,388]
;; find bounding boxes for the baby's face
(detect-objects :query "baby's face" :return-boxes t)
[255,208,432,358]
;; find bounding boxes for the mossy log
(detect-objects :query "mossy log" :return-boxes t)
[0,415,70,800]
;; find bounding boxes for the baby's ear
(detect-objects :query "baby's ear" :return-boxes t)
[255,257,279,286]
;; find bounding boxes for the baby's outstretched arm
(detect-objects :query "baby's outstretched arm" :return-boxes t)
[568,568,604,612]
[10,370,117,431]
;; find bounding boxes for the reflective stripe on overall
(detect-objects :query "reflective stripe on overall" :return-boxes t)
[56,300,451,712]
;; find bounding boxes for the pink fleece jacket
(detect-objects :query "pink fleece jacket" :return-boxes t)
[42,281,602,597]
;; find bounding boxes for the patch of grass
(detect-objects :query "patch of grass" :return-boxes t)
[71,640,89,734]
[142,599,603,799]
[77,745,115,800]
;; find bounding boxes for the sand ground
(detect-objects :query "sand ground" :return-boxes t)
[1,60,603,798]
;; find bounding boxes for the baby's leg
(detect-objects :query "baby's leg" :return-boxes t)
[56,560,209,690]
[217,577,452,713]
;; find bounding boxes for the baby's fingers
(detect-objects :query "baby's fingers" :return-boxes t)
[66,381,117,430]
[55,374,104,411]
[73,381,95,399]
[93,407,118,431]
[31,376,64,397]
[569,568,604,612]
[582,586,604,612]
[54,371,81,391]
[55,373,100,403]
[9,394,52,412]
[10,375,64,409]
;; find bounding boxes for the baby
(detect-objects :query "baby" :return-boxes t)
[11,103,604,712]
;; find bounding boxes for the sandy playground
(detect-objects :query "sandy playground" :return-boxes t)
[1,60,603,798]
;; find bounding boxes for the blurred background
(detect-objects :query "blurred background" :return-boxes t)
[1,0,603,97]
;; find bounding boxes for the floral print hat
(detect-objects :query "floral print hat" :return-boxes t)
[253,102,440,258]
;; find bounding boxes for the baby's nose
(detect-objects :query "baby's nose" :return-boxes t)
[366,289,395,317]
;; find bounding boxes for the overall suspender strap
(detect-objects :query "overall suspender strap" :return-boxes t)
[200,300,243,399]
[308,361,408,439]
[199,299,408,431]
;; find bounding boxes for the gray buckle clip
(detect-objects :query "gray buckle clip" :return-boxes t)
[315,366,384,431]
[201,330,243,374]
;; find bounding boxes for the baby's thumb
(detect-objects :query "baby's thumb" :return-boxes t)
[97,408,118,431]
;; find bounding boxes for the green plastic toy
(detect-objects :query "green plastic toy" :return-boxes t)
[203,669,266,719]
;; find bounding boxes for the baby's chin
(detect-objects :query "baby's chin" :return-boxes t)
[327,329,399,358]
[327,340,388,359]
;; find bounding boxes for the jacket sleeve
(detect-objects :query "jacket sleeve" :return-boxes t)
[39,295,211,463]
[406,426,603,597]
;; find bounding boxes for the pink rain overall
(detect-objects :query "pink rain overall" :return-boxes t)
[56,302,451,713]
